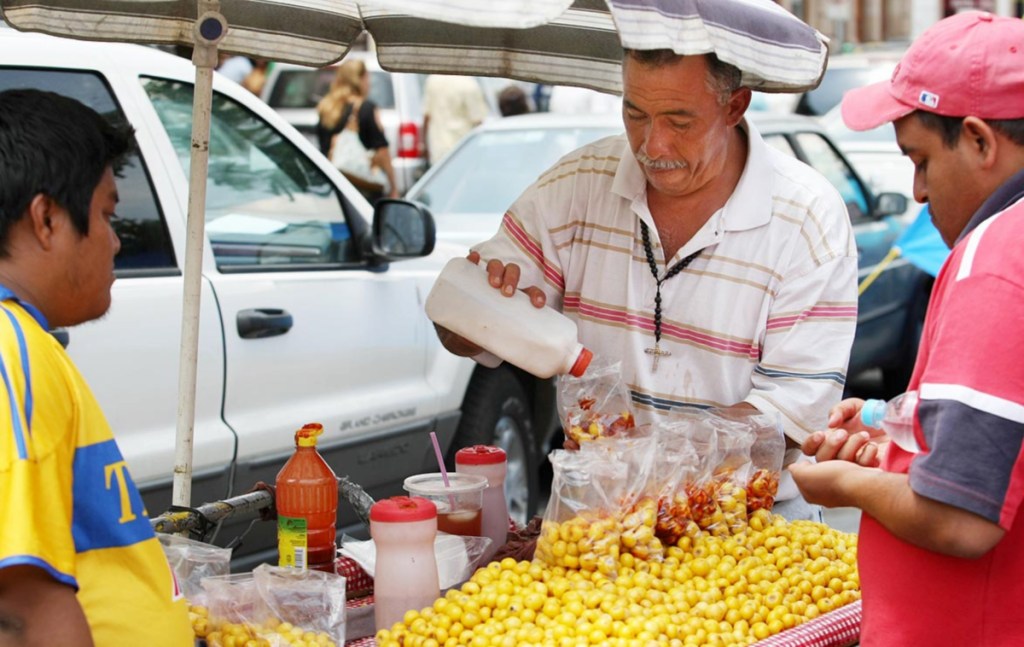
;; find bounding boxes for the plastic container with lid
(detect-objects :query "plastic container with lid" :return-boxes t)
[370,496,440,631]
[455,445,509,562]
[425,256,593,379]
[861,390,921,453]
[275,423,338,573]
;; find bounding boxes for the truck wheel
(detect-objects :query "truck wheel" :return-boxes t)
[451,366,539,527]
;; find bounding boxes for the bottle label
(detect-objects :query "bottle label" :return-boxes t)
[278,516,308,569]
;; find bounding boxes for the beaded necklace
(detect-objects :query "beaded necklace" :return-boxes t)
[640,221,702,372]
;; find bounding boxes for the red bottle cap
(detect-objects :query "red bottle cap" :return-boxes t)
[455,445,507,465]
[370,496,437,522]
[570,347,593,377]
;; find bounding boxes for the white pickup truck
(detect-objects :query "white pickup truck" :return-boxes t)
[0,30,554,569]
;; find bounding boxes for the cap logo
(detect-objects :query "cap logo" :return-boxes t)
[918,90,940,109]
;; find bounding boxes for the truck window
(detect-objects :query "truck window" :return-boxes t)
[142,78,354,270]
[0,68,177,274]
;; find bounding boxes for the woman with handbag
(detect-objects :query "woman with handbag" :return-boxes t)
[316,59,398,201]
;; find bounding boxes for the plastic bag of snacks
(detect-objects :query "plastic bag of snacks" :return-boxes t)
[659,412,725,534]
[199,568,346,647]
[535,449,628,577]
[557,356,635,445]
[738,410,786,514]
[158,532,231,603]
[705,411,757,535]
[651,434,702,547]
[579,429,664,561]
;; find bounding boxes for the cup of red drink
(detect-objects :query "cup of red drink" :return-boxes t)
[402,473,486,537]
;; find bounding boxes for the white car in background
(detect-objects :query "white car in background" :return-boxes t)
[0,30,552,569]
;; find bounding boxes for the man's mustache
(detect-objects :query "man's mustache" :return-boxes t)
[636,150,688,171]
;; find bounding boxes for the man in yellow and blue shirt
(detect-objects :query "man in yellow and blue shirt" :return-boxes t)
[0,89,192,646]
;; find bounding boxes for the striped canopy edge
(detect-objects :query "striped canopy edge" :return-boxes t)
[0,0,365,67]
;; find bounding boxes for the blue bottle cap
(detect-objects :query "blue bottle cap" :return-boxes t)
[861,399,885,428]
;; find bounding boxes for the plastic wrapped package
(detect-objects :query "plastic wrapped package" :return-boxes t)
[651,434,702,546]
[339,533,492,591]
[557,357,635,444]
[158,532,231,604]
[200,566,346,647]
[580,430,664,561]
[535,449,628,577]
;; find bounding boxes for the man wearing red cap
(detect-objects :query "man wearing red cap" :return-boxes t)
[789,10,1024,645]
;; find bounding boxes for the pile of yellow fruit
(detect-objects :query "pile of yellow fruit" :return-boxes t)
[376,510,859,647]
[189,604,338,647]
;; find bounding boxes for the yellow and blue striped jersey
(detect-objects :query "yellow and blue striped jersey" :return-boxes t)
[0,290,192,645]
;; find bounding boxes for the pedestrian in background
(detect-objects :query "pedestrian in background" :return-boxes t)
[422,74,489,165]
[316,60,398,201]
[790,11,1024,645]
[0,89,193,646]
[216,52,253,84]
[497,84,530,117]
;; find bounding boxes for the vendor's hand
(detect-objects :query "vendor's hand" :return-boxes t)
[467,251,546,308]
[801,428,882,467]
[433,322,484,357]
[788,460,875,509]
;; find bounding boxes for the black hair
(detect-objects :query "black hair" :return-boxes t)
[623,49,743,104]
[0,89,136,256]
[915,111,1024,149]
[498,85,530,117]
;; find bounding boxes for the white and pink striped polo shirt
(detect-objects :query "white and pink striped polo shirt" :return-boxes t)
[473,120,858,476]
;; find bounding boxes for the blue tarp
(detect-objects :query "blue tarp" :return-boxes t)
[896,204,948,277]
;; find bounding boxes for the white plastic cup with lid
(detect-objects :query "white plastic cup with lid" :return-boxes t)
[403,472,487,538]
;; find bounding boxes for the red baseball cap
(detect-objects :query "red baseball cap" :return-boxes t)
[841,11,1024,131]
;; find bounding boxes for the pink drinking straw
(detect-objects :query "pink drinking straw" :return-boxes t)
[429,431,457,509]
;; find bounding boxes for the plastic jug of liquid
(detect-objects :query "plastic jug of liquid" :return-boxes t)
[371,496,440,631]
[276,423,339,572]
[456,445,509,562]
[861,390,921,453]
[425,256,593,379]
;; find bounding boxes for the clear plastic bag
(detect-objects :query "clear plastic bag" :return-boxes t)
[534,449,627,576]
[157,532,231,603]
[736,410,786,514]
[706,411,757,535]
[580,430,664,562]
[558,357,635,445]
[200,568,346,647]
[651,434,702,547]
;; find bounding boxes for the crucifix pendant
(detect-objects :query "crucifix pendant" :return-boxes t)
[645,343,671,372]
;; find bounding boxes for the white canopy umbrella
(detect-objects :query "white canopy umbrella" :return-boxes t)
[0,0,827,507]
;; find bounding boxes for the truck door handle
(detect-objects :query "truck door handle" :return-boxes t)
[237,308,293,339]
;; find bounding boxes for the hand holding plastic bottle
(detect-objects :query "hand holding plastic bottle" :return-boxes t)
[801,397,885,467]
[433,250,547,359]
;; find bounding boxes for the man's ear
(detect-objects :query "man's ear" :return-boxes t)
[961,116,998,169]
[725,87,752,126]
[26,194,60,250]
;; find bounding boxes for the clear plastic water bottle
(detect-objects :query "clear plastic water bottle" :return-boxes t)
[861,391,921,453]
